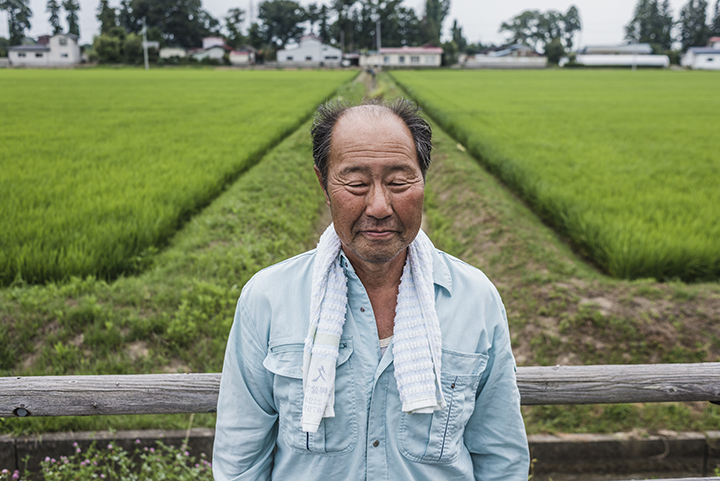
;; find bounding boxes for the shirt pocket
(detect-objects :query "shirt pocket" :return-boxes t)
[263,338,358,456]
[398,348,489,464]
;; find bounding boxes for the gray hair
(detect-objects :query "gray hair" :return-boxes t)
[311,98,433,189]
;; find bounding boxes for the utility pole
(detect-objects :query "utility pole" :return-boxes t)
[142,16,149,71]
[376,19,381,51]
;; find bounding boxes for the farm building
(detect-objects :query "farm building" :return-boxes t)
[360,45,443,68]
[277,35,342,67]
[681,37,720,70]
[464,44,546,69]
[190,45,231,62]
[559,43,669,68]
[159,46,187,59]
[230,47,257,66]
[7,33,80,67]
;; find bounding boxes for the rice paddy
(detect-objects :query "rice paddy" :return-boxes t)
[0,69,354,286]
[392,69,720,282]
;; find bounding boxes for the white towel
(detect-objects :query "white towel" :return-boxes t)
[302,224,444,433]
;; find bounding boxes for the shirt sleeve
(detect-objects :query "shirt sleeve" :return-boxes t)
[464,297,530,481]
[213,296,277,481]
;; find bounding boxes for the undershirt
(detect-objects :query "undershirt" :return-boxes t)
[379,336,393,357]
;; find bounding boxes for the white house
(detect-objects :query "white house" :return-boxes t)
[559,43,669,68]
[230,47,256,66]
[277,35,342,67]
[8,33,80,67]
[360,46,443,68]
[465,44,546,69]
[190,45,230,62]
[681,37,720,70]
[203,37,225,49]
[159,46,187,59]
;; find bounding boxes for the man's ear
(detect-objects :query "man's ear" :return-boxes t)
[314,166,331,206]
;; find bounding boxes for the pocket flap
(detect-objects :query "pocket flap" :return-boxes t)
[263,338,353,379]
[441,348,489,377]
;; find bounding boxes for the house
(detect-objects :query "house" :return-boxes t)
[360,45,443,68]
[190,44,231,62]
[681,37,720,70]
[464,44,546,69]
[230,46,257,66]
[560,43,670,68]
[277,35,343,67]
[159,46,187,59]
[202,37,225,50]
[8,33,80,67]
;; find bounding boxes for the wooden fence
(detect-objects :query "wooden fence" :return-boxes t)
[2,362,720,418]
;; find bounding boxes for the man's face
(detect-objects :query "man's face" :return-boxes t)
[318,108,425,267]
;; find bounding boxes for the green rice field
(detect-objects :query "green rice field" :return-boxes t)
[0,69,353,286]
[392,70,720,282]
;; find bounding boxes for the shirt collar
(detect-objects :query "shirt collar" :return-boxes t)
[338,246,453,295]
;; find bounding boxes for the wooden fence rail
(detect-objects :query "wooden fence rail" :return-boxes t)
[2,362,720,418]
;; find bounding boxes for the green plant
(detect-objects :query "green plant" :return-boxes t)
[17,440,213,480]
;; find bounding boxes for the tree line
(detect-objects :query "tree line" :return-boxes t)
[2,0,719,62]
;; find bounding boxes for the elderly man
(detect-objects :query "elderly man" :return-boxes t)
[213,99,529,480]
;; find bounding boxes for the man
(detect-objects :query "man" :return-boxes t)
[213,99,529,480]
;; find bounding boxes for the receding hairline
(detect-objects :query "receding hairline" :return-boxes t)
[331,105,415,147]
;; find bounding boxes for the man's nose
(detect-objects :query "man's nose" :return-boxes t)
[365,184,393,219]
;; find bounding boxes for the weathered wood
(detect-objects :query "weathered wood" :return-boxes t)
[517,363,720,405]
[2,363,720,418]
[0,373,221,418]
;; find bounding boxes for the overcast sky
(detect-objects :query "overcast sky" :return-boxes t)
[1,0,695,47]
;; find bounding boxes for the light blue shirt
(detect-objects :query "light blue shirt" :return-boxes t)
[213,246,529,480]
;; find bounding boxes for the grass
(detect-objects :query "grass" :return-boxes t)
[0,76,365,436]
[0,69,354,287]
[391,69,720,282]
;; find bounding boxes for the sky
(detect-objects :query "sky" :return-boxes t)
[0,0,697,47]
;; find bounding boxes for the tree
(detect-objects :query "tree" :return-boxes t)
[96,0,117,34]
[123,0,219,48]
[499,10,540,47]
[679,0,710,51]
[62,0,80,36]
[1,0,32,45]
[421,0,450,45]
[305,2,321,35]
[0,36,8,56]
[563,5,581,50]
[499,8,580,55]
[451,18,466,52]
[625,0,674,51]
[257,0,305,49]
[711,0,720,35]
[317,4,331,43]
[224,7,245,48]
[46,0,61,34]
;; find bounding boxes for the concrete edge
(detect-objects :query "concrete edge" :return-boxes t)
[2,429,720,477]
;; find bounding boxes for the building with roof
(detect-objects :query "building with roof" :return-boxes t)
[8,34,80,67]
[464,44,546,69]
[190,44,232,63]
[159,46,188,59]
[681,37,720,70]
[277,36,342,67]
[559,43,669,68]
[360,45,443,68]
[230,46,257,66]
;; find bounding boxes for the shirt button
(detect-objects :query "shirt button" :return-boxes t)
[372,440,380,447]
[360,307,365,312]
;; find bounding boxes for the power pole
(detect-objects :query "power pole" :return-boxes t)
[376,19,381,51]
[142,16,149,71]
